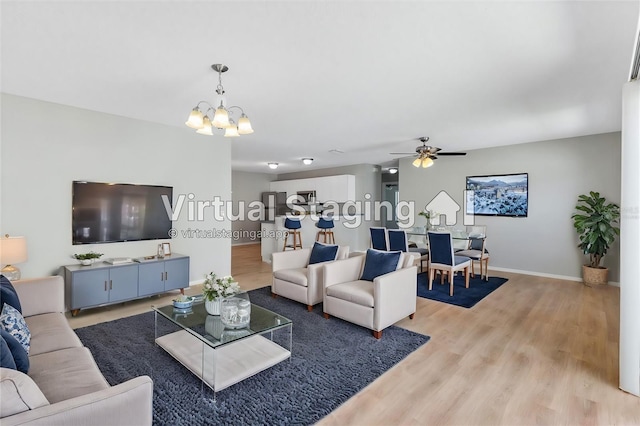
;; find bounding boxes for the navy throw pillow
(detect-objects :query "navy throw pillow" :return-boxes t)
[0,329,28,373]
[0,334,17,370]
[308,242,339,265]
[360,249,402,281]
[0,275,22,314]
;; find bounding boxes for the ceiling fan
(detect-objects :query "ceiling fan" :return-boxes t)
[390,137,466,168]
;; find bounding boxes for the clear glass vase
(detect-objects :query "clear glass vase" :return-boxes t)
[220,292,251,329]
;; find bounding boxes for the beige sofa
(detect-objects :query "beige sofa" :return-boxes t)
[322,252,417,339]
[0,276,153,425]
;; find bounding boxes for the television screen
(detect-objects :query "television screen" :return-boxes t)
[72,181,173,244]
[465,173,528,217]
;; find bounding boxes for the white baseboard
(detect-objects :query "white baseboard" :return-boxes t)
[488,266,619,287]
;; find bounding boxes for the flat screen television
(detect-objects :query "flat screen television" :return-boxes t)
[465,173,528,217]
[72,181,173,245]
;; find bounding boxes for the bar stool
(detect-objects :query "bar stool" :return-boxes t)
[315,217,335,244]
[283,217,303,250]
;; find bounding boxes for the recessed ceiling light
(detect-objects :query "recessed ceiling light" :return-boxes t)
[267,162,279,169]
[389,167,398,174]
[302,158,313,165]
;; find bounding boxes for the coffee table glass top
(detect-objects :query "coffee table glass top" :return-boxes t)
[153,299,292,349]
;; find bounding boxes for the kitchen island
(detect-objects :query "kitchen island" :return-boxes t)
[261,214,371,262]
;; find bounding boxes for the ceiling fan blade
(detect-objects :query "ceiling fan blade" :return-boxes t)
[437,152,467,156]
[389,152,416,155]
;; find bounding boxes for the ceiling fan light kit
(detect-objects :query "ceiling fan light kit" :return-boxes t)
[391,136,466,169]
[185,63,254,137]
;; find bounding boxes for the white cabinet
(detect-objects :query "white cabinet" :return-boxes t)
[317,175,355,202]
[270,175,355,203]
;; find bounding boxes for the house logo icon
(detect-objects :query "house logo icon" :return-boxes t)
[426,190,460,226]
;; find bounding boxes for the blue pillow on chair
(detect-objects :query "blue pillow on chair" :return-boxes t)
[308,242,339,265]
[0,303,31,355]
[0,334,17,370]
[0,328,29,373]
[0,275,22,314]
[360,249,402,281]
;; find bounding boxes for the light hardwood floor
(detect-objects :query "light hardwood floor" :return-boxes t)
[67,244,640,425]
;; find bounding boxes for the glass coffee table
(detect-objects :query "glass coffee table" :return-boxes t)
[153,297,292,400]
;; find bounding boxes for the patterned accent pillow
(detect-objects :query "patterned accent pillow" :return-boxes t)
[0,303,30,355]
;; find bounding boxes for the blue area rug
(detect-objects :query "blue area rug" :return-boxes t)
[417,272,508,308]
[75,286,430,425]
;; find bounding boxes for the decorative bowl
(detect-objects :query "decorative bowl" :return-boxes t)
[173,296,195,309]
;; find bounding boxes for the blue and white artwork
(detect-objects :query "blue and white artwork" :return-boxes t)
[465,173,528,217]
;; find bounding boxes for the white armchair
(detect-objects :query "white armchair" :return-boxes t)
[322,251,417,339]
[272,245,350,311]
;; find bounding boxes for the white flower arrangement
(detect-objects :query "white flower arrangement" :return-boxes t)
[202,273,240,301]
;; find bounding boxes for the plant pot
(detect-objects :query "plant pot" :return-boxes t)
[205,298,222,315]
[582,265,608,286]
[80,259,93,266]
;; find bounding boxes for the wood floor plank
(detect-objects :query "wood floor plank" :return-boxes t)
[66,243,640,424]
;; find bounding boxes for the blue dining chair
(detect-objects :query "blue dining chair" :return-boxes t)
[427,231,471,296]
[387,229,429,272]
[369,227,389,251]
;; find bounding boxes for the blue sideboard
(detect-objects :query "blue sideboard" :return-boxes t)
[62,254,190,316]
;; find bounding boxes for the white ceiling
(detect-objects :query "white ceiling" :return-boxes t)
[2,1,638,174]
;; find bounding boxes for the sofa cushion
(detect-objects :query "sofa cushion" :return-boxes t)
[1,335,17,370]
[25,312,83,356]
[0,275,22,314]
[326,281,374,308]
[0,329,29,373]
[360,249,402,282]
[0,368,49,418]
[308,242,339,265]
[28,346,110,404]
[0,303,30,355]
[273,268,308,286]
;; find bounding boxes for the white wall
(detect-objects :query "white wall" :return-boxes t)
[0,94,232,283]
[620,80,640,396]
[231,170,274,245]
[399,132,621,281]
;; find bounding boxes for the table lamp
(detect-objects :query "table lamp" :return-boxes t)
[0,235,28,281]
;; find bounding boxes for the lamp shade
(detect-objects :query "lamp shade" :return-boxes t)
[237,114,254,134]
[0,236,27,266]
[224,123,240,137]
[196,116,214,135]
[412,157,422,168]
[185,108,204,129]
[212,105,230,128]
[421,157,434,168]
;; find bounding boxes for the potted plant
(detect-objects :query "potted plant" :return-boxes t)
[202,273,240,315]
[73,251,103,266]
[571,191,620,285]
[418,210,437,231]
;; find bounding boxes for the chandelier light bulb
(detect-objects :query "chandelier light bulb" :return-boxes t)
[185,108,204,129]
[224,122,240,137]
[196,116,213,135]
[421,157,434,168]
[268,162,279,169]
[237,114,254,135]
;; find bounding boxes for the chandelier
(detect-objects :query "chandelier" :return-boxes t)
[185,64,254,137]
